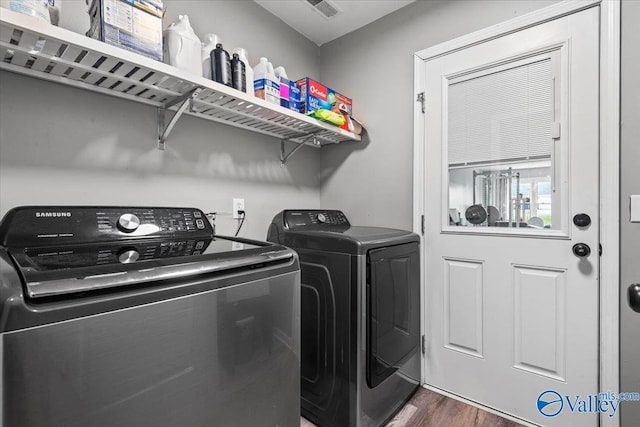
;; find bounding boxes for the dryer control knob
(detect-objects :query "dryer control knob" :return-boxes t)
[118,248,140,264]
[117,213,140,233]
[317,213,327,223]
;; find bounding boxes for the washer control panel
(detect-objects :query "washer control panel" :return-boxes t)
[96,208,209,236]
[0,206,213,247]
[284,210,350,230]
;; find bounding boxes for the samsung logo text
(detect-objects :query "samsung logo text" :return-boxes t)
[36,212,72,218]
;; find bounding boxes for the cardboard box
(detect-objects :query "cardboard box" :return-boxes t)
[276,77,301,112]
[289,81,301,113]
[296,77,352,116]
[87,0,164,61]
[278,76,290,109]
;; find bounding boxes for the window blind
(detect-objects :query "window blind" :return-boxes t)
[447,59,554,166]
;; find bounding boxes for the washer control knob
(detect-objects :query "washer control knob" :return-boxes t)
[118,248,140,264]
[317,213,327,223]
[117,213,140,233]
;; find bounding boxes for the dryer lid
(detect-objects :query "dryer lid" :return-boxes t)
[268,210,419,254]
[280,227,419,255]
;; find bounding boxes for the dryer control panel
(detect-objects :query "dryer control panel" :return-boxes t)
[284,210,350,230]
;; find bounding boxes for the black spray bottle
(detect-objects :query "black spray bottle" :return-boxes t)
[211,43,232,86]
[231,53,246,92]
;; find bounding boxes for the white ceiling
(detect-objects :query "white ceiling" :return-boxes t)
[254,0,416,46]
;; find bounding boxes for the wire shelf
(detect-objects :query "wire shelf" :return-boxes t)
[0,9,360,151]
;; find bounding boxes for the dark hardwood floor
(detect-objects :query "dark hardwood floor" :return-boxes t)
[301,387,525,427]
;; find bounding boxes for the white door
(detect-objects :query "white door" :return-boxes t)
[420,6,599,427]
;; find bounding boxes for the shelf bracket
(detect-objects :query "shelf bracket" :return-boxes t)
[280,134,319,165]
[157,87,203,150]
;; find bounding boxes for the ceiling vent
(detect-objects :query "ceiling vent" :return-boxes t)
[305,0,340,19]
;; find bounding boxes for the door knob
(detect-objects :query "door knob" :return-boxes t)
[573,213,591,227]
[572,243,591,257]
[628,284,640,313]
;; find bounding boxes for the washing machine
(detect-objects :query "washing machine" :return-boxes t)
[0,206,301,427]
[268,209,420,427]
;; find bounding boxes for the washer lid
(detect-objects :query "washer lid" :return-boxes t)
[7,236,293,299]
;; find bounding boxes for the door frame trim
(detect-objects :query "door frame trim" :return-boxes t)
[598,3,621,427]
[412,1,621,426]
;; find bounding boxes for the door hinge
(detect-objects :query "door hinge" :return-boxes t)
[421,335,426,354]
[421,214,425,235]
[416,92,425,114]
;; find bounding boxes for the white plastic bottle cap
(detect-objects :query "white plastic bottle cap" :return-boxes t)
[274,66,288,79]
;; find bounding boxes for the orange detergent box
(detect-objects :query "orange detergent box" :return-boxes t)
[296,78,352,127]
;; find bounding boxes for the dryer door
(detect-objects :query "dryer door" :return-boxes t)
[366,242,420,388]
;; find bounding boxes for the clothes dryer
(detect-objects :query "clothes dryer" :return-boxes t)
[268,209,420,427]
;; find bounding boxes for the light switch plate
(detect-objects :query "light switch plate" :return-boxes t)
[631,195,640,223]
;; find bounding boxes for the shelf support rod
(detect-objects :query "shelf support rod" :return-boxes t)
[157,87,203,150]
[280,134,319,165]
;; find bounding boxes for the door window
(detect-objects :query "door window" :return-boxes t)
[445,52,565,234]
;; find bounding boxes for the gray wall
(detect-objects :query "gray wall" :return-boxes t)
[0,0,321,239]
[620,1,640,426]
[318,0,558,229]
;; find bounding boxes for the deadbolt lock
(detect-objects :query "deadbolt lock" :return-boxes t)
[572,243,591,257]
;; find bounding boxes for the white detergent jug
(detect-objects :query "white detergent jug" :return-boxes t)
[201,33,219,79]
[266,61,280,105]
[254,57,279,105]
[164,15,202,76]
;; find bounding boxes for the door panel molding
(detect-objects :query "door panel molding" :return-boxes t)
[443,258,484,357]
[513,264,566,381]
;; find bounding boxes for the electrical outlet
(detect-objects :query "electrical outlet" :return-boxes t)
[233,198,245,219]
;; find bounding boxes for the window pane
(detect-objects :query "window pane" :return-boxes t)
[446,57,560,231]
